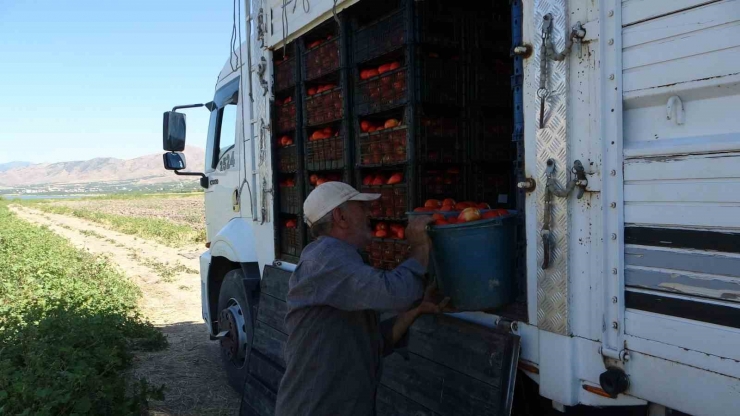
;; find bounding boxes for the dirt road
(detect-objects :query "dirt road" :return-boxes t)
[10,205,241,416]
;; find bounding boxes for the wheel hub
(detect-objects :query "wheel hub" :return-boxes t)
[219,300,248,364]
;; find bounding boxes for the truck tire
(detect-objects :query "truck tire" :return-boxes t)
[217,269,254,393]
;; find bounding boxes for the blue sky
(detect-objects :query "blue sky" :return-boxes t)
[0,0,241,164]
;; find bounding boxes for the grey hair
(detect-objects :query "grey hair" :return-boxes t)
[309,202,347,238]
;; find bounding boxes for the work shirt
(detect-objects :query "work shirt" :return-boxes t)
[274,236,426,416]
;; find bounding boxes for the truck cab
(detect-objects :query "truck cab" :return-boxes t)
[162,1,740,415]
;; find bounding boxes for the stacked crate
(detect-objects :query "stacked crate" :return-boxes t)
[272,43,305,263]
[351,0,466,270]
[463,3,516,209]
[301,18,354,245]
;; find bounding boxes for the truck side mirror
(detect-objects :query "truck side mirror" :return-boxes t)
[163,111,187,152]
[163,152,186,171]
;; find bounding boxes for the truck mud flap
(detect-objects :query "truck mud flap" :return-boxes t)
[239,265,520,416]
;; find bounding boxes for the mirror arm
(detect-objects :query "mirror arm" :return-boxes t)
[171,103,205,111]
[173,171,209,189]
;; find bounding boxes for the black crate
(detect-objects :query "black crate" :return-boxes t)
[367,238,410,270]
[355,66,408,116]
[465,57,512,107]
[353,8,406,64]
[304,86,344,126]
[361,183,409,220]
[470,166,513,208]
[305,169,351,194]
[416,110,464,163]
[357,125,408,167]
[280,217,305,257]
[463,7,511,52]
[304,37,341,81]
[468,107,513,163]
[414,0,463,48]
[305,126,347,171]
[417,165,466,204]
[274,98,298,134]
[415,52,463,107]
[274,56,296,92]
[279,182,301,214]
[276,143,298,173]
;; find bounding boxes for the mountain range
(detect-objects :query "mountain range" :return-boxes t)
[0,147,205,187]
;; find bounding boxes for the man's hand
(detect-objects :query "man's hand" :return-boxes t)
[406,215,434,248]
[406,215,434,269]
[415,282,454,315]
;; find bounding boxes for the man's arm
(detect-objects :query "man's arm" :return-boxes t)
[388,284,451,344]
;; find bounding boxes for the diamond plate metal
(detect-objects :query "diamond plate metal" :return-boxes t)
[534,0,570,335]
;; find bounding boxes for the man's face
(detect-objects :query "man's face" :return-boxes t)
[341,201,373,247]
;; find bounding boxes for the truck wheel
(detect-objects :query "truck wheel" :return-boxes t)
[217,269,253,393]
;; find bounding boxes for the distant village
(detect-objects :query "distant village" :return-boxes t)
[0,180,201,197]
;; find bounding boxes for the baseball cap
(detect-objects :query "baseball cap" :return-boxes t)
[303,182,380,226]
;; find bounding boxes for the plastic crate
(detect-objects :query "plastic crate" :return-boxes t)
[355,67,408,116]
[274,56,296,92]
[280,220,304,257]
[304,37,340,81]
[368,238,410,270]
[466,57,512,107]
[357,125,408,166]
[415,53,463,107]
[305,169,350,193]
[275,101,297,133]
[470,168,512,208]
[418,165,466,203]
[304,87,343,126]
[464,9,511,52]
[414,0,463,48]
[353,8,406,64]
[305,132,346,171]
[362,184,409,220]
[277,145,298,173]
[468,108,513,163]
[416,113,464,163]
[279,184,301,214]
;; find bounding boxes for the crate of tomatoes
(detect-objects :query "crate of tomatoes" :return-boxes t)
[355,60,407,115]
[357,117,407,166]
[278,176,301,214]
[280,217,304,258]
[274,95,297,133]
[304,35,340,80]
[304,84,343,126]
[305,126,345,171]
[276,135,297,173]
[360,170,407,220]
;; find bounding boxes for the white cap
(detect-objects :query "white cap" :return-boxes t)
[303,182,380,226]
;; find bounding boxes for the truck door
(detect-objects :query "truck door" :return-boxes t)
[204,77,242,242]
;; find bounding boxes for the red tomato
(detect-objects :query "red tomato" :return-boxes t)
[375,230,388,238]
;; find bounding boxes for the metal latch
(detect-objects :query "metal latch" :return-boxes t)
[541,160,588,269]
[517,178,536,192]
[232,189,240,212]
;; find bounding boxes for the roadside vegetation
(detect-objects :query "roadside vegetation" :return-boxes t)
[0,202,167,414]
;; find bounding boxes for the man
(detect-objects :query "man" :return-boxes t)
[274,182,447,416]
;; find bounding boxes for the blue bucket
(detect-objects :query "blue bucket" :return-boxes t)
[423,211,517,311]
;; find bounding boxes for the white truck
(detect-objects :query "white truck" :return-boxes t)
[161,0,740,415]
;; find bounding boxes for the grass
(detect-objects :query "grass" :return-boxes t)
[79,229,107,239]
[0,203,167,415]
[25,203,205,248]
[126,249,198,282]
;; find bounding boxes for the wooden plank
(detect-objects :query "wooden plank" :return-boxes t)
[622,0,720,26]
[624,202,740,228]
[242,374,277,416]
[253,321,287,368]
[257,293,288,334]
[248,350,286,393]
[261,265,291,301]
[405,314,510,388]
[625,265,740,302]
[626,245,740,277]
[376,385,439,416]
[381,352,502,416]
[624,153,740,181]
[238,401,260,416]
[625,308,740,361]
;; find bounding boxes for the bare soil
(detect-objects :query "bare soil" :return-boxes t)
[10,205,240,416]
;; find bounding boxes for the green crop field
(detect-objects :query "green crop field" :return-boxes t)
[18,194,206,248]
[0,202,167,415]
